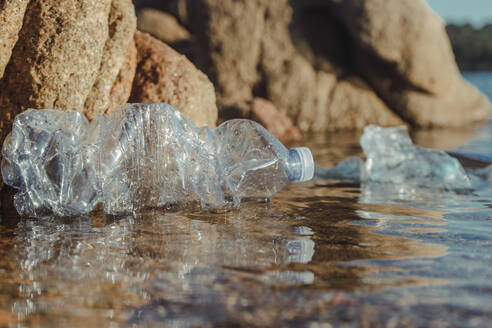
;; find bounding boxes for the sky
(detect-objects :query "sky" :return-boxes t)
[426,0,492,26]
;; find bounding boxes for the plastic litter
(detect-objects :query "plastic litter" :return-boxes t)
[316,125,480,190]
[2,103,314,217]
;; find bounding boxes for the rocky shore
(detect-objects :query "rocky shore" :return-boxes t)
[135,0,491,132]
[0,0,490,151]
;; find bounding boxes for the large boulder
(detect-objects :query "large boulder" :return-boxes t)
[109,39,138,113]
[137,8,190,44]
[248,97,302,144]
[0,0,30,79]
[136,7,193,59]
[84,0,137,119]
[0,0,219,193]
[327,0,490,127]
[184,0,490,131]
[186,0,404,131]
[130,31,218,127]
[188,0,265,112]
[0,0,137,142]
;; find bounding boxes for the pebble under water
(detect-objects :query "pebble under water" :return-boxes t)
[0,125,491,327]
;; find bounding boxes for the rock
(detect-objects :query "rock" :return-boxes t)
[186,0,490,130]
[328,0,491,127]
[133,0,187,23]
[84,0,137,119]
[137,8,190,44]
[136,7,193,59]
[187,0,404,132]
[0,0,140,193]
[0,0,113,142]
[0,0,140,142]
[249,98,302,144]
[188,0,265,111]
[130,31,218,127]
[108,39,138,113]
[322,77,404,130]
[0,0,29,79]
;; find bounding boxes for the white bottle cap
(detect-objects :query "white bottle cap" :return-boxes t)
[292,147,314,182]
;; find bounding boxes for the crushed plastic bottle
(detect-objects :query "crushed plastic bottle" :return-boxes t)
[316,125,473,190]
[360,125,472,189]
[2,103,314,217]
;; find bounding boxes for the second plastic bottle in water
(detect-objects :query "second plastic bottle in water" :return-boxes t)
[2,103,314,217]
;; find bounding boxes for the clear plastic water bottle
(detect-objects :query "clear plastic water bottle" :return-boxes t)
[2,103,314,217]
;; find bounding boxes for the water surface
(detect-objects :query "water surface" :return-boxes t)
[0,75,491,327]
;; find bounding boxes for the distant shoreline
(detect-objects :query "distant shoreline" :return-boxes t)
[462,71,492,74]
[447,24,492,71]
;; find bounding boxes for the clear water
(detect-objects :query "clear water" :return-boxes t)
[0,74,491,327]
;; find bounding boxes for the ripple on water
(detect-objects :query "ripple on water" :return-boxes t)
[0,125,491,327]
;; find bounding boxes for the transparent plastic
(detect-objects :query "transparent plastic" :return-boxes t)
[2,103,314,217]
[315,125,473,190]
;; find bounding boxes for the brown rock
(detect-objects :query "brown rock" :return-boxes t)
[0,0,113,142]
[187,0,490,130]
[324,77,405,130]
[133,0,189,25]
[249,98,302,144]
[84,0,137,119]
[137,8,190,44]
[130,31,218,127]
[0,0,139,189]
[328,0,491,127]
[0,0,29,79]
[108,39,138,113]
[188,0,264,110]
[187,0,404,132]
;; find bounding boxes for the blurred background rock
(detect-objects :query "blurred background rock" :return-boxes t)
[132,0,491,137]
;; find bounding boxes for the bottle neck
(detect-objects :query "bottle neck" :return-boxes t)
[287,147,314,182]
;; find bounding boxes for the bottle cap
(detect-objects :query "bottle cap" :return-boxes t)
[291,147,314,182]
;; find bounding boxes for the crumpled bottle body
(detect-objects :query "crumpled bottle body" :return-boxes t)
[2,103,306,217]
[2,110,100,217]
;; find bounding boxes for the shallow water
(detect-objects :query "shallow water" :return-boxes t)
[0,123,491,327]
[1,71,492,327]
